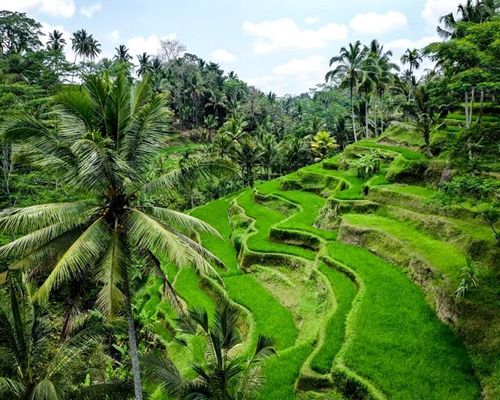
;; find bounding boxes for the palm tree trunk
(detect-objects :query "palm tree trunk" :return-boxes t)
[123,273,143,400]
[350,84,357,142]
[365,93,369,138]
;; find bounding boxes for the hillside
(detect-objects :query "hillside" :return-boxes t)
[136,124,499,399]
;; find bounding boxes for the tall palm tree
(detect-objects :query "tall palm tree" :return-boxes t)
[325,41,368,142]
[142,302,275,399]
[0,73,230,400]
[137,52,152,77]
[47,29,66,52]
[114,44,132,63]
[259,132,279,180]
[401,49,422,74]
[71,29,89,63]
[437,0,496,38]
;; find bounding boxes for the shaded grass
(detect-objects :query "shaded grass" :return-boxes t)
[257,343,314,400]
[310,264,357,374]
[342,213,465,280]
[327,242,479,400]
[224,274,297,350]
[174,268,216,319]
[355,140,424,160]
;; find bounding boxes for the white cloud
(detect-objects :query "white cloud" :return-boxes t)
[422,0,462,26]
[247,55,328,95]
[106,30,121,43]
[386,35,440,50]
[349,11,407,35]
[210,48,237,63]
[125,33,176,59]
[242,18,348,54]
[305,16,320,25]
[0,0,75,18]
[80,2,102,18]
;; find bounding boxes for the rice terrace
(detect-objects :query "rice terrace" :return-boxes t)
[0,1,498,399]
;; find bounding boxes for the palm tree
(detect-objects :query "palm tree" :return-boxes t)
[142,302,275,399]
[71,29,89,63]
[47,29,66,52]
[310,130,337,161]
[325,41,368,142]
[137,52,152,77]
[86,36,101,61]
[401,49,422,74]
[437,0,496,38]
[114,44,132,63]
[259,133,279,180]
[0,273,125,399]
[0,73,231,400]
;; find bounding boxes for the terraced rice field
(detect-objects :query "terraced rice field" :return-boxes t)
[137,139,493,399]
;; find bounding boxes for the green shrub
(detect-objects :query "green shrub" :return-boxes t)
[386,155,429,183]
[331,368,371,400]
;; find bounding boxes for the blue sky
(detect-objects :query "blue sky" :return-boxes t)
[1,0,463,95]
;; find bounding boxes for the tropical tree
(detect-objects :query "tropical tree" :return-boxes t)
[437,0,496,38]
[326,41,368,142]
[46,29,66,52]
[114,44,132,63]
[310,130,337,161]
[400,49,422,74]
[0,273,124,399]
[137,52,152,77]
[259,132,279,180]
[233,139,262,187]
[142,302,275,399]
[86,36,101,61]
[0,73,230,400]
[0,11,43,55]
[71,29,89,63]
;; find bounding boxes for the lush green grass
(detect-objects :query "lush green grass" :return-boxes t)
[327,242,479,400]
[257,343,314,400]
[191,197,240,275]
[383,183,435,198]
[310,264,357,374]
[256,182,336,240]
[342,213,466,280]
[224,274,298,350]
[237,190,316,260]
[355,140,425,160]
[174,268,216,319]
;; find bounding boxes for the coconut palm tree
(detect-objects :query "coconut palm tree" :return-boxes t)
[114,44,132,63]
[71,29,89,63]
[47,29,66,52]
[0,73,231,400]
[325,41,368,142]
[142,302,275,399]
[0,273,126,399]
[137,52,152,77]
[401,49,422,74]
[86,36,101,61]
[259,132,279,180]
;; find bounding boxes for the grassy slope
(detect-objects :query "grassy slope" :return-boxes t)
[328,242,479,400]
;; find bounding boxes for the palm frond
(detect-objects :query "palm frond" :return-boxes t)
[55,87,96,131]
[141,159,235,195]
[140,353,183,397]
[122,93,171,174]
[143,206,221,237]
[95,229,126,318]
[31,378,60,400]
[0,377,25,398]
[0,202,94,234]
[251,335,275,363]
[126,209,221,276]
[33,218,108,303]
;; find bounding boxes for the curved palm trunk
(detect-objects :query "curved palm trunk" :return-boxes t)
[123,272,143,400]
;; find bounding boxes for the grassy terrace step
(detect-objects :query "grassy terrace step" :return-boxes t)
[236,189,316,260]
[224,274,297,350]
[327,242,479,400]
[309,263,357,375]
[341,213,465,282]
[354,140,425,160]
[256,180,337,240]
